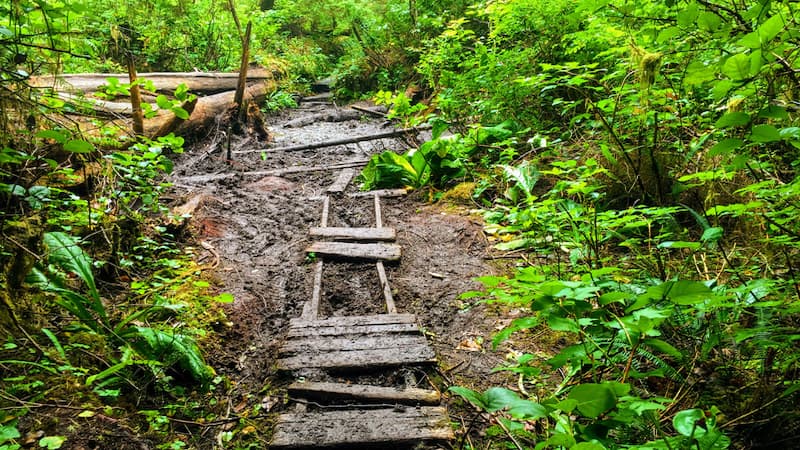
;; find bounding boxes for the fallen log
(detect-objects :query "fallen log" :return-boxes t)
[234,125,431,154]
[350,104,388,118]
[144,79,275,140]
[176,159,370,183]
[29,69,277,95]
[283,108,362,128]
[56,93,133,116]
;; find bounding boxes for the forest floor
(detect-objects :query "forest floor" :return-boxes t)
[167,98,522,447]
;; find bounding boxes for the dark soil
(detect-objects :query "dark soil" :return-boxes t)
[167,100,517,446]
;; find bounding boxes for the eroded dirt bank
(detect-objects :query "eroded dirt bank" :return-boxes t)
[168,100,516,446]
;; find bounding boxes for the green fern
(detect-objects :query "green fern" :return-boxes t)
[129,327,215,385]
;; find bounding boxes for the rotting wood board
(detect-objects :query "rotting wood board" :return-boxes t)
[306,241,401,261]
[308,226,396,241]
[278,314,436,371]
[326,168,355,193]
[280,333,429,354]
[289,313,417,329]
[277,345,435,371]
[287,381,440,405]
[270,407,453,449]
[349,188,408,198]
[287,321,420,338]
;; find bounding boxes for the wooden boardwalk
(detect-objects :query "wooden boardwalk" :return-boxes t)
[271,170,452,449]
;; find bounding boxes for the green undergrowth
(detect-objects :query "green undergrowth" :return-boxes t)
[355,0,800,448]
[0,103,267,448]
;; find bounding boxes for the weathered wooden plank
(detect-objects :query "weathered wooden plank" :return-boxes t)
[289,313,416,329]
[349,188,408,198]
[271,407,453,448]
[320,196,330,227]
[376,261,396,314]
[287,381,440,405]
[301,259,324,320]
[287,322,419,338]
[280,333,428,354]
[277,345,436,370]
[326,168,355,193]
[308,227,396,241]
[306,242,401,261]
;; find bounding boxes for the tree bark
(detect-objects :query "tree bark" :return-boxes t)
[29,69,276,95]
[145,79,276,139]
[127,55,144,135]
[234,22,252,114]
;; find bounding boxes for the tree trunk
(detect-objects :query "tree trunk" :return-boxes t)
[127,55,144,135]
[29,69,276,95]
[145,79,275,140]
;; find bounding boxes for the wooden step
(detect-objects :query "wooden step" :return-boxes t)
[278,314,436,371]
[288,381,441,406]
[287,314,420,338]
[289,313,417,328]
[306,241,401,261]
[309,226,396,241]
[271,407,453,449]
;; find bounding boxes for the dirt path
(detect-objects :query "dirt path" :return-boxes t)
[168,99,514,447]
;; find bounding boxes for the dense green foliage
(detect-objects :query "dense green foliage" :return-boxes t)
[1,0,799,447]
[360,0,800,448]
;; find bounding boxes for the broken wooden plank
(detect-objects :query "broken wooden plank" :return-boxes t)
[308,227,396,241]
[287,381,440,405]
[326,168,354,193]
[280,333,428,354]
[277,344,436,370]
[271,407,453,449]
[306,242,401,261]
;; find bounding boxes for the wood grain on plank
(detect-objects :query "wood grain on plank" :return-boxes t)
[280,333,428,354]
[306,242,401,261]
[289,313,417,329]
[349,188,408,198]
[326,168,355,193]
[277,345,436,370]
[309,227,396,241]
[287,381,441,405]
[271,407,453,448]
[287,322,420,338]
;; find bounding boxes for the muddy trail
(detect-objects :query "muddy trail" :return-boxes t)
[168,96,515,447]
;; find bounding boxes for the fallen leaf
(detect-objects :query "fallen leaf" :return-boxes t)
[456,337,482,352]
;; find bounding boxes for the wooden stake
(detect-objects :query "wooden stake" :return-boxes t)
[234,21,252,113]
[127,54,144,135]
